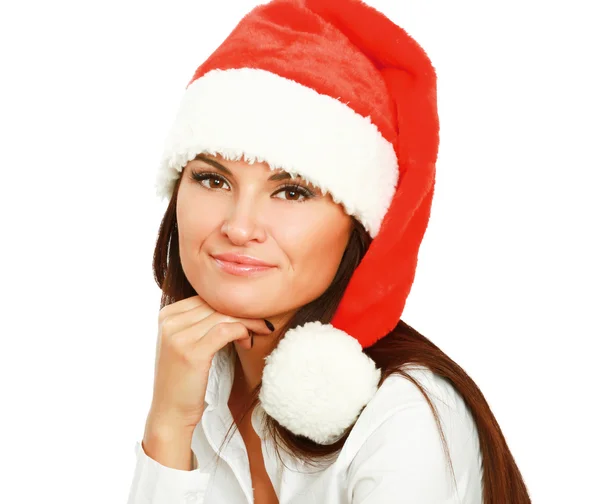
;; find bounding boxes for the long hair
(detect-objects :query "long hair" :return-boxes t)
[153,172,531,503]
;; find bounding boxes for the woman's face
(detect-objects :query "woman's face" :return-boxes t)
[176,153,353,321]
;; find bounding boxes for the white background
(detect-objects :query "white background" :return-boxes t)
[1,0,598,502]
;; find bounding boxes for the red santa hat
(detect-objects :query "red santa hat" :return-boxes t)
[155,0,438,445]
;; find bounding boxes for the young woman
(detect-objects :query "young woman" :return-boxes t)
[127,1,531,503]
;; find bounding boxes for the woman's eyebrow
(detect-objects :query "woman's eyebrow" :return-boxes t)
[194,153,293,181]
[193,154,233,176]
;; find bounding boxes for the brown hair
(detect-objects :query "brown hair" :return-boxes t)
[153,172,531,503]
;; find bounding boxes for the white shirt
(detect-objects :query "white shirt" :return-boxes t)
[127,343,483,503]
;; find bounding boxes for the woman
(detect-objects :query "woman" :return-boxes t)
[127,1,531,503]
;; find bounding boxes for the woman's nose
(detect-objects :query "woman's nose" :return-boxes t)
[220,199,267,245]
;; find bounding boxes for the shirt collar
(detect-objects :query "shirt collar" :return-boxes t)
[205,342,236,409]
[204,343,269,440]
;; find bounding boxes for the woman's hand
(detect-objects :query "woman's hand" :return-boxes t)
[145,294,274,432]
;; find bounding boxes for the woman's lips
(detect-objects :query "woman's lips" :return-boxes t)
[212,257,276,277]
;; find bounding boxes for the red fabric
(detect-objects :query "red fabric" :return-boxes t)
[187,0,396,143]
[188,0,439,350]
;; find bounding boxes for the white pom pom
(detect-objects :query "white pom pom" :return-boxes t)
[259,321,381,445]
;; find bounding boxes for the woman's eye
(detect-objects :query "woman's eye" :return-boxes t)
[203,177,226,189]
[192,171,230,190]
[273,185,313,202]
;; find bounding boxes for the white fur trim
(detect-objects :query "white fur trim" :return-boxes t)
[155,68,398,237]
[259,321,381,445]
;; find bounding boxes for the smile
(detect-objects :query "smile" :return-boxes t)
[211,257,276,277]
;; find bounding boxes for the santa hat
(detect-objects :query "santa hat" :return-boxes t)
[155,0,438,445]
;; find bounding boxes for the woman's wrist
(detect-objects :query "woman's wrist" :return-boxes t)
[142,415,197,471]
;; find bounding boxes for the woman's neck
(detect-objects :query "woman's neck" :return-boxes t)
[229,313,292,408]
[231,337,280,397]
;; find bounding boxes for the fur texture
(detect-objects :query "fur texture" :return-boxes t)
[259,321,381,445]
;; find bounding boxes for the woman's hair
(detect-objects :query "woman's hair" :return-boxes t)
[153,172,531,503]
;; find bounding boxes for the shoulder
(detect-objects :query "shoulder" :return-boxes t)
[338,365,483,502]
[340,364,481,469]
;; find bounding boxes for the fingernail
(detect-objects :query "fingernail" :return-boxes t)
[264,319,275,332]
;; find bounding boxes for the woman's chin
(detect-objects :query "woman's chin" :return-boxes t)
[202,293,272,319]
